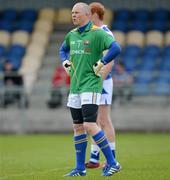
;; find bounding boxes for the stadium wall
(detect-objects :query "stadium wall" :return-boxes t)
[0,104,170,133]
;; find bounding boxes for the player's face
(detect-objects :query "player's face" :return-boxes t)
[72,5,88,27]
[91,12,98,24]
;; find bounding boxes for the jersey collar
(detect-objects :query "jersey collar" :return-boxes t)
[77,21,94,33]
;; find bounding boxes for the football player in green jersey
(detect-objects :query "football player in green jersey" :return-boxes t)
[59,2,121,177]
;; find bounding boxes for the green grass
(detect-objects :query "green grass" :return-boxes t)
[0,133,170,180]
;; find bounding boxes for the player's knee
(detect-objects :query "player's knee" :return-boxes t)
[83,122,96,134]
[98,117,107,129]
[97,114,111,129]
[73,124,85,134]
[97,117,105,129]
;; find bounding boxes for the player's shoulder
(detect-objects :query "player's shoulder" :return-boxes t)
[89,22,107,33]
[101,25,114,37]
[70,28,78,32]
[65,28,77,38]
[91,25,100,31]
[90,25,103,33]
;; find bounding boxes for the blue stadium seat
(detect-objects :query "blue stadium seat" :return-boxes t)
[0,80,3,87]
[5,55,23,71]
[0,20,14,32]
[163,45,170,56]
[7,44,26,58]
[138,57,157,71]
[111,20,129,32]
[130,21,149,32]
[160,63,170,71]
[143,45,161,57]
[159,57,170,71]
[150,20,167,32]
[1,9,18,21]
[133,9,150,22]
[133,83,151,95]
[5,44,25,70]
[19,9,37,22]
[0,63,3,71]
[123,45,142,57]
[156,72,169,83]
[0,45,6,57]
[152,8,169,21]
[122,56,137,72]
[135,71,153,84]
[0,56,5,72]
[114,9,131,21]
[15,21,34,33]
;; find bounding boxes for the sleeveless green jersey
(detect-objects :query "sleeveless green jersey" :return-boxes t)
[64,21,115,93]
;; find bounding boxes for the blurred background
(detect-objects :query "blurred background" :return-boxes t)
[0,0,170,134]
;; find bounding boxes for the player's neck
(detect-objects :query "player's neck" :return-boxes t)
[94,19,103,27]
[78,20,90,28]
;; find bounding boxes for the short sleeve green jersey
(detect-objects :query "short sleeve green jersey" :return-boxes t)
[64,21,115,93]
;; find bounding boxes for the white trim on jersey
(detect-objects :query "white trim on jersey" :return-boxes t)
[101,25,114,38]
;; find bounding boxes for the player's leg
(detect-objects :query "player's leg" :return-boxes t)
[86,105,116,168]
[98,104,116,158]
[86,78,116,168]
[65,94,87,176]
[86,107,101,168]
[82,104,120,176]
[99,78,116,157]
[81,93,118,175]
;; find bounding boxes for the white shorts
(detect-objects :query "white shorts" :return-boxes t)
[100,78,113,105]
[67,92,101,109]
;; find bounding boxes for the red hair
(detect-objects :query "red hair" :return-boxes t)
[89,2,105,21]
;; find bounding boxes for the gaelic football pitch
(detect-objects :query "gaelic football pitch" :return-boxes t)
[0,133,170,180]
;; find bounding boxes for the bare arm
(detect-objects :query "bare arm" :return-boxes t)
[99,60,114,80]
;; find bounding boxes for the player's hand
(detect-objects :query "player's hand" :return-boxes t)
[93,60,104,77]
[99,60,114,80]
[63,60,71,75]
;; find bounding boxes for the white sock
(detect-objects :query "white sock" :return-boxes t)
[91,144,100,153]
[109,142,116,150]
[90,144,100,163]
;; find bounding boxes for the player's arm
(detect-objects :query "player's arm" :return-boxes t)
[59,41,71,74]
[93,41,121,76]
[99,60,114,80]
[101,41,121,64]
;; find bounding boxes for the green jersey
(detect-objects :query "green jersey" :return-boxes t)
[64,21,115,93]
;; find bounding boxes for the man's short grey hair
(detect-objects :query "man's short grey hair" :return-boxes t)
[74,2,91,14]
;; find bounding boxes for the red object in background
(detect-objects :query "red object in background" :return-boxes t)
[52,66,70,88]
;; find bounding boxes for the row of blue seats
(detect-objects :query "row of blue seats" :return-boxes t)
[1,8,169,22]
[122,57,170,72]
[112,8,170,32]
[0,9,37,22]
[114,8,170,21]
[123,45,170,57]
[116,43,170,95]
[133,83,170,95]
[0,9,37,32]
[111,20,170,32]
[0,20,34,32]
[122,45,170,72]
[126,67,169,95]
[135,71,170,83]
